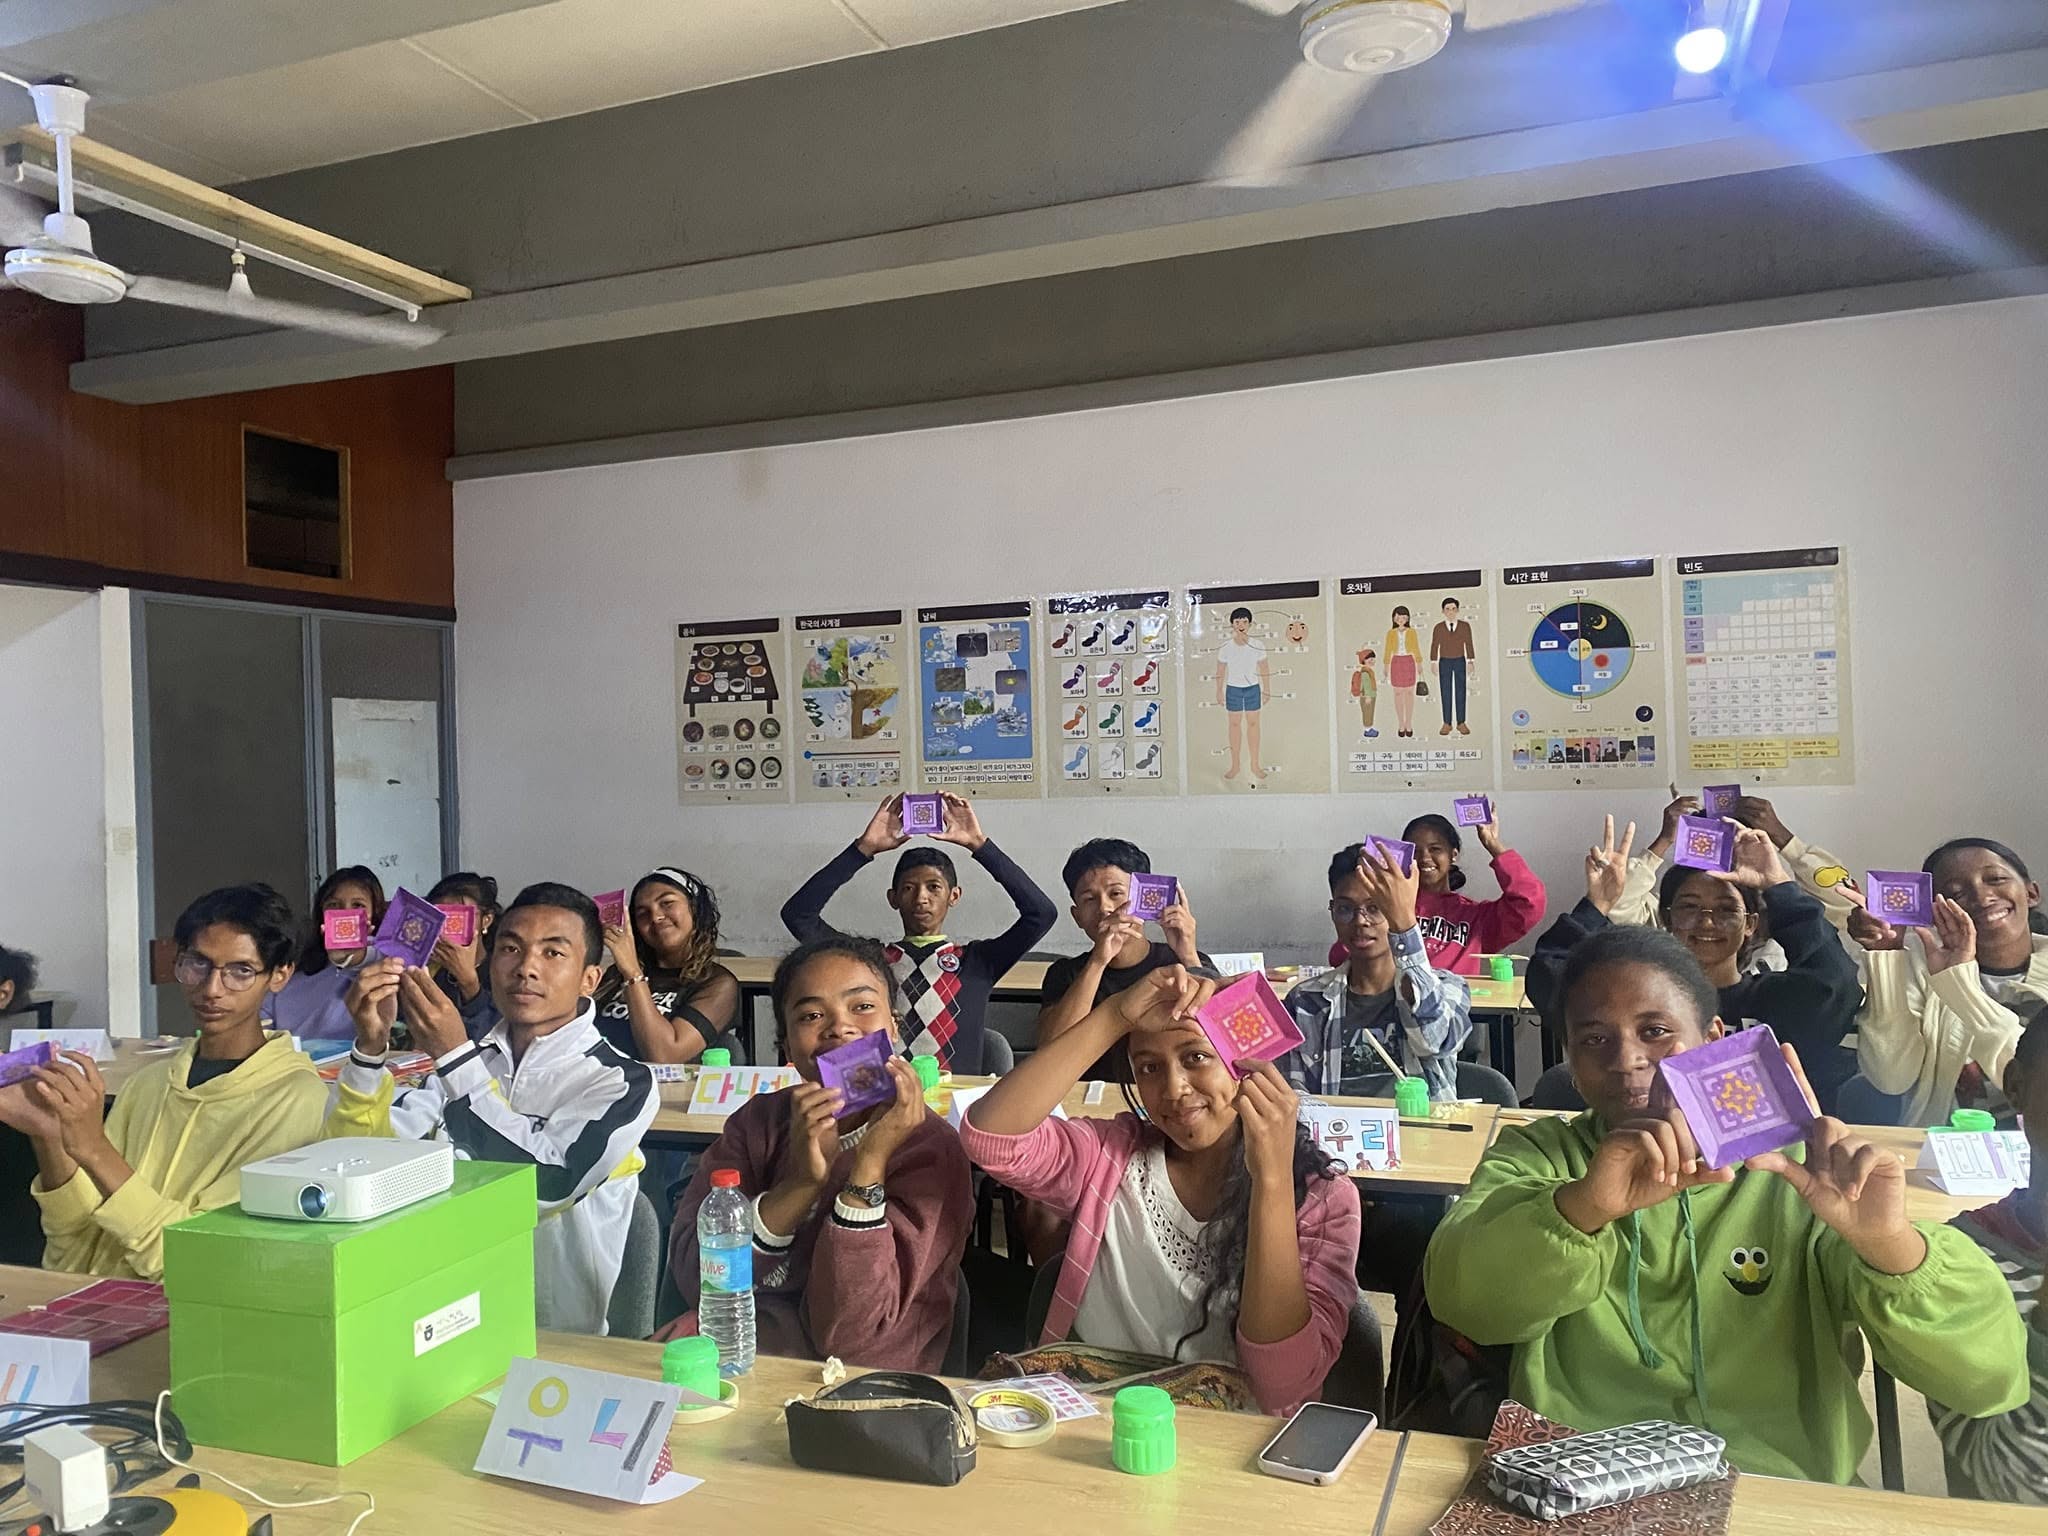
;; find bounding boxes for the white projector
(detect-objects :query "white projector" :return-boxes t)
[240,1138,455,1223]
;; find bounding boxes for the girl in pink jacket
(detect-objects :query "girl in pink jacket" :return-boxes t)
[1331,810,1547,975]
[960,966,1360,1416]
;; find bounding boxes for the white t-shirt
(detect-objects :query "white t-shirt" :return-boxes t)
[1218,638,1267,689]
[1070,1142,1239,1364]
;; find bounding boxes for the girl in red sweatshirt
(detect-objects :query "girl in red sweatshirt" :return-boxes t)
[1331,811,1546,975]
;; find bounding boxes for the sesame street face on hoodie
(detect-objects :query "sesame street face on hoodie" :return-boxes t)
[1725,1244,1773,1296]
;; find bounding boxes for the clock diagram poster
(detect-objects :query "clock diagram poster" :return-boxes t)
[914,600,1040,799]
[675,617,791,804]
[1673,546,1854,787]
[1498,558,1669,790]
[1335,568,1491,792]
[791,607,907,802]
[1046,590,1178,797]
[1182,580,1331,796]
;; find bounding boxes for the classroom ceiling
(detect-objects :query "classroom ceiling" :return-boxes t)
[7,0,2047,436]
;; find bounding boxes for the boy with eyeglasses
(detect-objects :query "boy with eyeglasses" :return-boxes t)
[1281,843,1473,1102]
[0,884,328,1278]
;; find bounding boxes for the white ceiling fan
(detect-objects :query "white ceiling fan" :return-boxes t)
[1,76,440,348]
[1211,0,1604,184]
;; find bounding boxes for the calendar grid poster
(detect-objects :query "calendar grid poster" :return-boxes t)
[1045,591,1179,796]
[1672,546,1854,787]
[1335,568,1492,792]
[913,600,1041,800]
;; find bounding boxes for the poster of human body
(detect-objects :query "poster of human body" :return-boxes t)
[913,600,1040,799]
[674,617,791,803]
[1673,546,1854,787]
[1498,559,1669,790]
[1046,590,1178,796]
[1182,580,1331,795]
[1336,568,1491,792]
[791,607,906,802]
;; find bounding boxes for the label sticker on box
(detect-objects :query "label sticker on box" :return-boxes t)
[415,1291,482,1357]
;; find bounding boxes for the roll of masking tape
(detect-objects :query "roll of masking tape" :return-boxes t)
[968,1387,1057,1448]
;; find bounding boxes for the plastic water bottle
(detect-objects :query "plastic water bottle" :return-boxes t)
[697,1168,755,1376]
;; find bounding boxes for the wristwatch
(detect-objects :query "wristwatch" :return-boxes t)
[841,1180,886,1210]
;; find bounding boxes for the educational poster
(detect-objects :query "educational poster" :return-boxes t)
[1672,546,1854,787]
[674,617,790,804]
[1045,590,1179,797]
[1334,569,1492,792]
[1498,559,1669,791]
[1182,580,1332,795]
[913,600,1040,799]
[790,607,907,802]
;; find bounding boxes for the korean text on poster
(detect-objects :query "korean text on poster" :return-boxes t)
[914,600,1040,800]
[791,608,908,803]
[1047,590,1178,796]
[675,617,791,804]
[1182,580,1331,796]
[1335,568,1491,791]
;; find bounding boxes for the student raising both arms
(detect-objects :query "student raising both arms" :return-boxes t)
[2,886,328,1279]
[1330,811,1544,976]
[1851,837,2048,1125]
[595,867,740,1063]
[662,937,973,1370]
[264,866,385,1041]
[782,794,1055,1072]
[962,965,1361,1416]
[1425,926,2024,1483]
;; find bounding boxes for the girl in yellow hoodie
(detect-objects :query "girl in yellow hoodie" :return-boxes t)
[0,884,329,1280]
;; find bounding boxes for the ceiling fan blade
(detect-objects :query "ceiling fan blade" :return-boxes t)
[1459,0,1596,30]
[1,184,50,246]
[1207,60,1379,185]
[125,275,442,349]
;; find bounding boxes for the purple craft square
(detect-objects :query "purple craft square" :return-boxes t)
[1700,784,1743,819]
[321,908,367,950]
[816,1031,898,1114]
[0,1040,59,1089]
[1126,873,1178,921]
[1453,796,1493,828]
[1672,814,1734,872]
[1658,1024,1815,1168]
[593,889,627,930]
[373,887,447,968]
[1866,869,1934,929]
[900,793,945,836]
[1367,837,1415,877]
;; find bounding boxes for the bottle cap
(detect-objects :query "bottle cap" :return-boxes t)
[1111,1385,1176,1475]
[660,1336,720,1392]
[1946,1108,1997,1133]
[709,1167,741,1188]
[701,1048,732,1068]
[1394,1075,1431,1118]
[912,1054,942,1089]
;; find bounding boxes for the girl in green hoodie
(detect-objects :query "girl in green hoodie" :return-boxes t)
[1425,925,2026,1484]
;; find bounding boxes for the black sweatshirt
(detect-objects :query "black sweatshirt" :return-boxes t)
[1527,881,1864,1112]
[780,839,1057,1074]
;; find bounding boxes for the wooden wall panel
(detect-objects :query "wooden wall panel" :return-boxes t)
[0,294,453,616]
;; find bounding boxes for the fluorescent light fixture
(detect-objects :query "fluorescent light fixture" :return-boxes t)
[1675,24,1729,74]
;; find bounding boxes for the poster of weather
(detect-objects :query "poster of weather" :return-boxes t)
[913,600,1040,799]
[674,617,791,804]
[1045,590,1178,797]
[790,607,907,802]
[1497,558,1670,790]
[1180,580,1331,796]
[1671,546,1854,787]
[1335,568,1492,792]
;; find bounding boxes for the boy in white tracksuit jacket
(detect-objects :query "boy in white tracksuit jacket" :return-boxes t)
[327,883,658,1335]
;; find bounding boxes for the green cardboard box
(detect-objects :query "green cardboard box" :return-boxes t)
[162,1160,538,1466]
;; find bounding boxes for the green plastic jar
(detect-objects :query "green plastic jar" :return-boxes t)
[1394,1075,1431,1119]
[912,1054,942,1090]
[660,1336,721,1400]
[700,1047,732,1068]
[1946,1108,1997,1133]
[1111,1385,1176,1475]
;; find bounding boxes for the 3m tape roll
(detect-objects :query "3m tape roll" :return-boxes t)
[968,1387,1057,1448]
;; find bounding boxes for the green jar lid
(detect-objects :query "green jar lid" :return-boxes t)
[700,1048,732,1068]
[1394,1076,1431,1117]
[1947,1108,1997,1132]
[912,1053,942,1089]
[1111,1386,1177,1476]
[1487,955,1516,982]
[661,1335,720,1387]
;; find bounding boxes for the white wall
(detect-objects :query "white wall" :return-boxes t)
[453,295,2048,962]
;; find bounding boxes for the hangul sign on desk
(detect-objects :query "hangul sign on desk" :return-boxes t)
[1300,1105,1400,1174]
[1206,951,1267,977]
[688,1066,801,1114]
[1919,1130,2031,1197]
[9,1027,115,1062]
[0,1333,89,1427]
[475,1358,701,1505]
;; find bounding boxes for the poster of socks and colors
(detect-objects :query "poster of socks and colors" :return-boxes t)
[1335,568,1492,793]
[674,617,793,804]
[912,600,1042,800]
[1044,592,1179,797]
[790,607,908,802]
[1181,580,1333,796]
[1671,546,1854,788]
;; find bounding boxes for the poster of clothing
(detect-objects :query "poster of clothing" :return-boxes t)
[791,607,907,802]
[1045,590,1178,796]
[914,599,1040,799]
[1181,580,1332,796]
[1671,546,1854,787]
[1497,558,1670,790]
[674,617,792,804]
[1335,568,1492,792]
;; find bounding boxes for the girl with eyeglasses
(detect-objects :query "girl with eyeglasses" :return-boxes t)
[0,884,328,1279]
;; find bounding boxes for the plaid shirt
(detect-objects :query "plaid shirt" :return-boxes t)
[1281,926,1471,1102]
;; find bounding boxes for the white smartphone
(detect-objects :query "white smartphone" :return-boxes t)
[1255,1401,1379,1486]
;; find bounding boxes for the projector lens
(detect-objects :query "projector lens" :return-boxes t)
[298,1184,331,1219]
